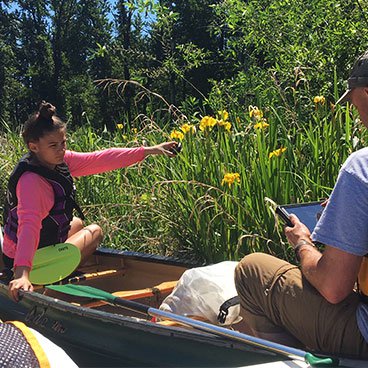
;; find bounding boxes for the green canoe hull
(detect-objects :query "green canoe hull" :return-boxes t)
[1,248,366,367]
[0,249,284,367]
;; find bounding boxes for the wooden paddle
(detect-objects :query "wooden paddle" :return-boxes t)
[46,284,337,366]
[30,243,81,285]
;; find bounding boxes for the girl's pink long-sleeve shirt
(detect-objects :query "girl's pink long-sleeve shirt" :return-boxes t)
[3,147,145,269]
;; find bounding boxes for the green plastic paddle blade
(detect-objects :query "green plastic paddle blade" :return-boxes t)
[304,352,339,367]
[46,284,150,315]
[46,284,113,301]
[29,243,81,285]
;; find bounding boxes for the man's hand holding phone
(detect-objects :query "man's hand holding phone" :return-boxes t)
[284,214,312,248]
[275,206,294,227]
[276,205,314,258]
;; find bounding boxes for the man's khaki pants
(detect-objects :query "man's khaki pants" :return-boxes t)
[235,252,368,358]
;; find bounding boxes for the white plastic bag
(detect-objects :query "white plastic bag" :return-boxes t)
[159,261,241,325]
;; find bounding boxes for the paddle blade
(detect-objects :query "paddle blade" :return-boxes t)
[46,284,113,301]
[47,284,150,314]
[30,243,81,285]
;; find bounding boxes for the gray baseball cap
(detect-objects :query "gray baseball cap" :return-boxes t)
[337,51,368,104]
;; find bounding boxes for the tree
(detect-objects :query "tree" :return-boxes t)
[0,1,20,124]
[61,0,113,127]
[113,0,134,122]
[204,0,368,116]
[16,0,54,104]
[49,0,78,114]
[140,0,219,108]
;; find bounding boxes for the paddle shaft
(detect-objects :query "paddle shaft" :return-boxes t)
[46,284,336,366]
[113,296,148,314]
[111,296,307,361]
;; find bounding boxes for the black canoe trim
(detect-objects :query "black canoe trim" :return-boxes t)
[0,282,277,356]
[94,247,201,268]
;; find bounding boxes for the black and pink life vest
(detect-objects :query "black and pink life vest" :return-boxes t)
[3,153,84,248]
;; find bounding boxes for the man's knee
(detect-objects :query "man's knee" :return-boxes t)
[235,253,265,298]
[235,253,296,334]
[235,252,279,286]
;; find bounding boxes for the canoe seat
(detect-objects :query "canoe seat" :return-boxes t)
[82,280,178,308]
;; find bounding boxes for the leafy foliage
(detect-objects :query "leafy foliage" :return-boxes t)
[1,0,368,129]
[1,95,366,263]
[2,0,368,262]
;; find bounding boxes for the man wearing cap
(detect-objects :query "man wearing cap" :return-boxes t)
[235,51,368,358]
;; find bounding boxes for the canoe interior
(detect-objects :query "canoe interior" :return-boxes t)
[3,249,368,367]
[0,248,295,367]
[0,247,251,329]
[46,250,190,319]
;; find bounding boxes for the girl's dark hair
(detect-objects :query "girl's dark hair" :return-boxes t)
[22,101,66,144]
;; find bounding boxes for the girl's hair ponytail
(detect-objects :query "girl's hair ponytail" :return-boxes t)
[22,101,65,144]
[38,101,56,121]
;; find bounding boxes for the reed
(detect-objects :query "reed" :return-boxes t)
[0,96,366,264]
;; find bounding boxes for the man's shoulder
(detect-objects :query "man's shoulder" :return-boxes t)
[346,147,368,162]
[342,148,368,182]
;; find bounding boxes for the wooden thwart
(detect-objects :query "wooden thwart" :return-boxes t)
[40,269,126,293]
[66,269,125,284]
[82,280,178,308]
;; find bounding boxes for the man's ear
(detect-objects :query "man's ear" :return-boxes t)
[28,141,38,153]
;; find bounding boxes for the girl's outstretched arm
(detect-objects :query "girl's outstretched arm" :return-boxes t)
[143,141,178,157]
[65,141,179,177]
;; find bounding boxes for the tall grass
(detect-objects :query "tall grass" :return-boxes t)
[144,102,365,263]
[0,95,366,264]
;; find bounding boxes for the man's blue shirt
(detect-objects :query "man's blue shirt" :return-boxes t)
[312,147,368,342]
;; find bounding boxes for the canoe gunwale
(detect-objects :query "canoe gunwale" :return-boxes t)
[94,247,199,268]
[0,248,311,367]
[0,279,282,359]
[1,248,368,366]
[0,248,276,353]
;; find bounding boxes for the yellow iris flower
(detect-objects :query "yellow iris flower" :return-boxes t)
[199,116,217,131]
[180,123,196,134]
[224,122,232,132]
[249,106,263,120]
[170,130,184,141]
[217,119,232,132]
[313,96,326,105]
[217,110,229,121]
[221,172,241,187]
[269,147,287,159]
[254,119,269,130]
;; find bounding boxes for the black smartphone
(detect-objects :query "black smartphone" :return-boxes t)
[275,206,294,227]
[276,201,324,232]
[169,142,182,155]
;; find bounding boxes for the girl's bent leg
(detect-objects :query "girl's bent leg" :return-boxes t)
[68,217,84,238]
[66,224,103,262]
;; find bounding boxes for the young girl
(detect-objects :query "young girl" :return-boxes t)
[2,101,178,301]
